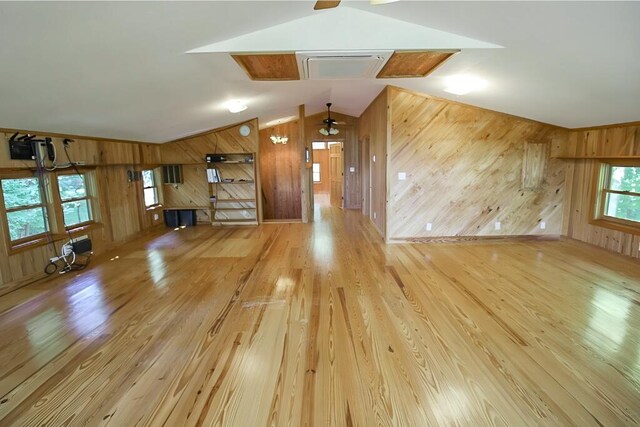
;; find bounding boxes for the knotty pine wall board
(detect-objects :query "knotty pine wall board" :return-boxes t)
[384,87,568,240]
[0,132,164,295]
[564,124,640,259]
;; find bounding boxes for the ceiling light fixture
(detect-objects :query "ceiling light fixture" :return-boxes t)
[271,135,288,144]
[319,127,339,136]
[225,100,248,113]
[443,74,488,96]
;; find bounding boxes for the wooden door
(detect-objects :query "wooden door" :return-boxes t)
[329,142,343,207]
[361,136,370,216]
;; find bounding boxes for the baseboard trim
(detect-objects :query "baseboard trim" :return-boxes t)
[390,235,562,244]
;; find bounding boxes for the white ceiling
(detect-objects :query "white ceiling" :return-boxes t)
[0,1,638,143]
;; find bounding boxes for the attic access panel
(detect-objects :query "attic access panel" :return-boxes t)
[231,53,300,81]
[377,50,459,78]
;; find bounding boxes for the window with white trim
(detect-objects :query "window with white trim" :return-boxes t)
[312,163,321,183]
[596,164,640,226]
[58,173,93,227]
[142,170,159,207]
[1,177,49,242]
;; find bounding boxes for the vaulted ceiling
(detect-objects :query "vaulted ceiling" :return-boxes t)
[0,1,638,143]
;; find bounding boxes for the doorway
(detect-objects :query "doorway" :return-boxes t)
[312,141,343,209]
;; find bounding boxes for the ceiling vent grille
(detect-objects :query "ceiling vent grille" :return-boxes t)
[296,50,393,80]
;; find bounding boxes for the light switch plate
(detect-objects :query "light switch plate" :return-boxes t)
[398,172,406,180]
[495,222,501,230]
[426,223,432,231]
[349,166,355,172]
[540,221,546,229]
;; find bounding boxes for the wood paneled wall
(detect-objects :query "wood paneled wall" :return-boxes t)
[158,119,260,222]
[305,111,361,210]
[312,149,330,193]
[357,86,570,242]
[564,124,640,258]
[0,131,164,295]
[358,88,389,237]
[259,121,301,220]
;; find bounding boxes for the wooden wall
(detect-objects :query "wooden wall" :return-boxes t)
[358,89,389,237]
[259,121,301,220]
[158,119,260,223]
[312,149,330,193]
[305,111,361,210]
[0,131,164,295]
[563,124,640,258]
[386,87,568,240]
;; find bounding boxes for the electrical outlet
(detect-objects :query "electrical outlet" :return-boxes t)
[540,221,546,230]
[349,166,355,173]
[373,212,377,219]
[153,213,159,221]
[495,222,501,230]
[398,172,406,180]
[426,223,432,231]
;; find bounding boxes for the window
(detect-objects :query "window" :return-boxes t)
[58,174,92,227]
[1,177,49,241]
[600,164,640,225]
[142,170,159,207]
[312,163,321,183]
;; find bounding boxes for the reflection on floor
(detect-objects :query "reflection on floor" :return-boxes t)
[1,203,639,425]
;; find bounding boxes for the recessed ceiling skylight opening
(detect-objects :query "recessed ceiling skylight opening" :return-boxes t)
[443,74,488,95]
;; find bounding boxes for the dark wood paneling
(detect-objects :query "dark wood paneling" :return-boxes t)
[259,121,301,220]
[358,88,388,237]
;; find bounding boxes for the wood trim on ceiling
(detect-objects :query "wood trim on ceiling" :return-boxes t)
[0,127,148,145]
[377,50,459,79]
[231,53,300,81]
[570,121,640,132]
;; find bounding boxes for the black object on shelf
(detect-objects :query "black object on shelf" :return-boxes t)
[164,209,197,227]
[206,154,226,163]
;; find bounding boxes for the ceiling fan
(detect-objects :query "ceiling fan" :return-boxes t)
[314,0,398,10]
[318,103,344,136]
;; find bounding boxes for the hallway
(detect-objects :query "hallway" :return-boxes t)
[0,205,639,426]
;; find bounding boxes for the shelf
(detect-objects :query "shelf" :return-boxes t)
[212,198,256,203]
[212,207,257,211]
[554,156,640,160]
[208,152,258,227]
[213,218,258,223]
[207,161,254,165]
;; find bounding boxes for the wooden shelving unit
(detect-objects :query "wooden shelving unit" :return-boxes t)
[207,153,258,226]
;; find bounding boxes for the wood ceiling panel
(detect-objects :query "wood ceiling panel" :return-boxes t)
[314,1,341,10]
[231,53,300,81]
[377,50,459,79]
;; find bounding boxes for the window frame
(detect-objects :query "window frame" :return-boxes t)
[142,169,160,208]
[0,174,50,246]
[56,171,95,229]
[591,160,640,235]
[312,162,321,183]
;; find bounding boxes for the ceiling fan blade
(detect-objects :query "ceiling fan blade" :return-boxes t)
[314,1,341,10]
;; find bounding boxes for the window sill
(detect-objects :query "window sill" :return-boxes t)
[7,222,103,255]
[590,218,640,236]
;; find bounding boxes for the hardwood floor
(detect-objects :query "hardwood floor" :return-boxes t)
[0,204,639,426]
